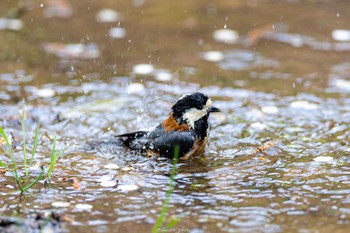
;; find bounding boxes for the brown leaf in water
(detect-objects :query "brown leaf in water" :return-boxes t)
[72,177,80,190]
[256,140,280,154]
[246,23,286,47]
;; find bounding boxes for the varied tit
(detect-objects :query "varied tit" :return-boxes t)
[115,92,220,160]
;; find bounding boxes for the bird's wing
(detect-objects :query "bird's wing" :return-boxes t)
[147,128,196,158]
[114,131,150,151]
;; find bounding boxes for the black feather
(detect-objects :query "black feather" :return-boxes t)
[114,131,149,151]
[147,124,196,158]
[172,92,209,122]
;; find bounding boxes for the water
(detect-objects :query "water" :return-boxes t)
[1,0,350,232]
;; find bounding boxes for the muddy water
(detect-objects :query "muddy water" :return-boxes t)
[1,0,350,232]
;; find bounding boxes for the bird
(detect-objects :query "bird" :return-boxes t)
[114,92,220,160]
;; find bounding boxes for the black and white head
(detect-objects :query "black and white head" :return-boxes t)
[172,92,220,129]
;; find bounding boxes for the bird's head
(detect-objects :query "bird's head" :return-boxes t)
[172,92,220,129]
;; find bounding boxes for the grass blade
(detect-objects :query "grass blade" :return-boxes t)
[21,109,28,177]
[0,127,23,192]
[46,136,57,179]
[0,160,8,169]
[0,127,13,154]
[29,124,40,168]
[22,166,44,193]
[152,146,180,233]
[166,217,181,230]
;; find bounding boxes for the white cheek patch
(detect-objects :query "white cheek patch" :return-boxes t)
[183,99,212,128]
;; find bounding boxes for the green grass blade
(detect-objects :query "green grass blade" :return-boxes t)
[166,217,181,230]
[0,160,8,168]
[46,136,59,179]
[152,146,180,233]
[29,124,40,168]
[0,127,23,192]
[46,138,67,180]
[22,166,44,193]
[0,127,13,154]
[21,109,28,177]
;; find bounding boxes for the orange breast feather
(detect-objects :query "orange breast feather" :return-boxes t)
[162,114,190,132]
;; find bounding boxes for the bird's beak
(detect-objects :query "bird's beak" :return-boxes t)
[209,106,221,113]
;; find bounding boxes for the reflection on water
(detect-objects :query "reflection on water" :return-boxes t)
[1,0,350,233]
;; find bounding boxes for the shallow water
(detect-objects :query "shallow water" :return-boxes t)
[1,0,350,232]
